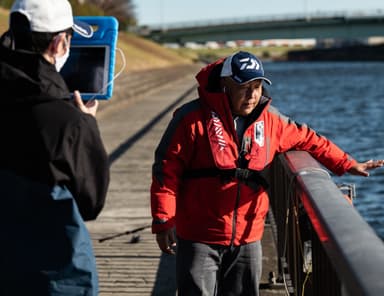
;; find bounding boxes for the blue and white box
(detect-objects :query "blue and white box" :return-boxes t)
[61,16,119,100]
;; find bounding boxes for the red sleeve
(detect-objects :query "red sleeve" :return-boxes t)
[276,114,357,176]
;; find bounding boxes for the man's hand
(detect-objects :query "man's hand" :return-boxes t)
[348,159,384,177]
[156,228,177,255]
[73,90,98,117]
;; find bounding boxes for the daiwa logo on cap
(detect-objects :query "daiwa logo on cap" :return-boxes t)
[221,51,272,85]
[239,57,260,71]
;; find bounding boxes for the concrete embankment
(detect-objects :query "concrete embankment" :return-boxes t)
[288,44,384,61]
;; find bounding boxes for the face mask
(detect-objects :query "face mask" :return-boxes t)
[55,36,70,72]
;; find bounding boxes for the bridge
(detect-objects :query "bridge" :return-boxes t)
[139,10,384,43]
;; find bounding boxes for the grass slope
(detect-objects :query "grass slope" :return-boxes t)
[0,7,8,33]
[0,7,192,72]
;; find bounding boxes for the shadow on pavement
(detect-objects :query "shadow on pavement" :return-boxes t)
[152,252,177,296]
[108,85,196,165]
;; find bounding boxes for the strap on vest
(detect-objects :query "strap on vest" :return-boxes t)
[183,168,269,190]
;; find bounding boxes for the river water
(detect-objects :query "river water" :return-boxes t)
[264,61,384,240]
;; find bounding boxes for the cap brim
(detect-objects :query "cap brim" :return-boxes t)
[243,76,272,85]
[72,19,93,38]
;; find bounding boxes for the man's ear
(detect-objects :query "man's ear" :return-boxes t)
[48,33,65,56]
[43,33,65,64]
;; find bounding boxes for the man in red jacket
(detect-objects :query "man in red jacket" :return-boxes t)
[150,51,383,296]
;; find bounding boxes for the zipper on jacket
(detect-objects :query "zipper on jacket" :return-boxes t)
[230,118,251,248]
[230,182,241,248]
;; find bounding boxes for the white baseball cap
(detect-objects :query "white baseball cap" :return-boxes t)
[11,0,93,38]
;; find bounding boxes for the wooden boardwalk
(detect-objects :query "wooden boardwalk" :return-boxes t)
[86,65,284,295]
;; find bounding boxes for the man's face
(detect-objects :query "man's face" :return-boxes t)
[224,78,263,116]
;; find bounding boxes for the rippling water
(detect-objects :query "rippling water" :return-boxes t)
[264,61,384,239]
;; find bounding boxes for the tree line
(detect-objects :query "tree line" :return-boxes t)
[0,0,136,30]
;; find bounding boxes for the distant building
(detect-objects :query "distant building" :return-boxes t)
[225,41,237,48]
[184,42,204,49]
[368,37,384,45]
[205,41,220,49]
[261,39,316,47]
[163,43,180,49]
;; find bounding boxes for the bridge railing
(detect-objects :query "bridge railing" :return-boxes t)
[268,151,384,296]
[143,9,384,30]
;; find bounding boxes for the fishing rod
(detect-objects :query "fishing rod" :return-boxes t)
[98,224,151,243]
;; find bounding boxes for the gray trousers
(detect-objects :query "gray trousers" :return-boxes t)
[176,238,262,296]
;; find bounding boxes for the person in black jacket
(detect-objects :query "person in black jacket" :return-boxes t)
[0,0,110,295]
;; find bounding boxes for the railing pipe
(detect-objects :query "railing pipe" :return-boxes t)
[277,151,384,296]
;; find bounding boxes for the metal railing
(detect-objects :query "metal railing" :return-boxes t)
[142,9,384,30]
[268,151,384,296]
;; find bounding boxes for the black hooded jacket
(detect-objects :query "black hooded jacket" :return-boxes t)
[0,37,109,221]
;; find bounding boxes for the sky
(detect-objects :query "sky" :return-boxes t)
[133,0,384,26]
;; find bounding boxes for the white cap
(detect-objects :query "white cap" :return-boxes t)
[11,0,93,38]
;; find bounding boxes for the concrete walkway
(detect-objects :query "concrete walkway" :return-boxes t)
[86,65,284,295]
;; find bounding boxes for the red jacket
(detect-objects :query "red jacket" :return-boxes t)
[151,58,357,246]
